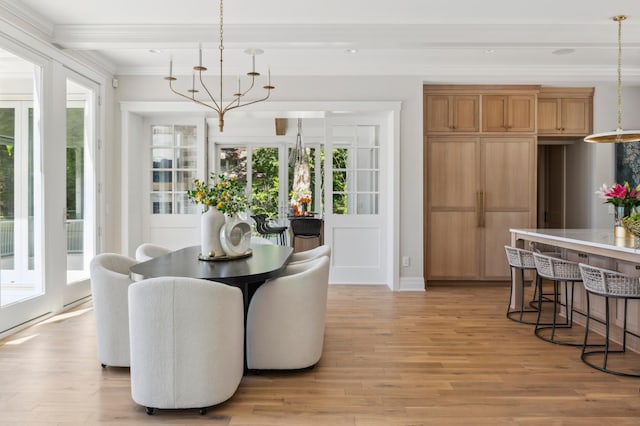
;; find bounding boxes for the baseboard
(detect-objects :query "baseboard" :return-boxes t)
[399,277,425,291]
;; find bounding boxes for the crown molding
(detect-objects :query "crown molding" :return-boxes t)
[0,0,54,40]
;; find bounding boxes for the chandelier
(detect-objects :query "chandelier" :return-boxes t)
[584,15,640,143]
[164,0,274,132]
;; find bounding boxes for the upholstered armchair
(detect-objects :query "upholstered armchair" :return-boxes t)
[89,253,138,367]
[288,244,331,265]
[134,243,171,262]
[128,277,244,415]
[246,255,330,370]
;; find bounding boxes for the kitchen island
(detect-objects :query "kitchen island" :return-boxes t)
[509,228,640,351]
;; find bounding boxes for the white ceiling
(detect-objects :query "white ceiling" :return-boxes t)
[3,0,640,83]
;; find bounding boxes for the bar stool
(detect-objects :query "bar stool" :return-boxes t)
[504,246,539,324]
[532,252,583,346]
[578,263,640,377]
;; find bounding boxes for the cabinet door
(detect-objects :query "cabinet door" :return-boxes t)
[427,136,480,279]
[428,211,480,279]
[482,95,508,132]
[426,95,479,133]
[481,137,535,280]
[482,137,534,211]
[537,98,561,134]
[452,95,479,132]
[428,137,478,209]
[561,98,591,135]
[425,95,453,132]
[508,95,535,132]
[482,95,535,132]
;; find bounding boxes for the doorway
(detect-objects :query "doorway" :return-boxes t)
[537,143,567,228]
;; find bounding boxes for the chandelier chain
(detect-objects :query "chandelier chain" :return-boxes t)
[617,15,622,131]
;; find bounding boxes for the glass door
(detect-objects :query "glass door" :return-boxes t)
[0,48,50,333]
[64,76,98,305]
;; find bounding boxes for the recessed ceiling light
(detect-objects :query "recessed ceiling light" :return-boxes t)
[149,49,163,54]
[484,49,496,54]
[345,49,359,54]
[552,48,576,55]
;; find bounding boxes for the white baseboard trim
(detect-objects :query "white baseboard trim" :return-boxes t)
[398,277,425,291]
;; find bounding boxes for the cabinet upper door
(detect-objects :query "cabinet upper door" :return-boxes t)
[482,95,535,133]
[425,95,479,133]
[560,97,591,135]
[537,98,561,134]
[538,97,592,136]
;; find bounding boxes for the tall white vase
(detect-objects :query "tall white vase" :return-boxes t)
[201,207,225,258]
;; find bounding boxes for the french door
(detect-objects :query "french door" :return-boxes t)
[63,73,99,305]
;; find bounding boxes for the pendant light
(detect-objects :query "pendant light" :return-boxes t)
[584,15,640,143]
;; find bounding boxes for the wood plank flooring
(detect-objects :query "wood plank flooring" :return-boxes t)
[2,284,640,425]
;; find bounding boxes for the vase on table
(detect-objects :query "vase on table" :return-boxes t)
[614,205,633,241]
[220,213,252,256]
[201,207,226,258]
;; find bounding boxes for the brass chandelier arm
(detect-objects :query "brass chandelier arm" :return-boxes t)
[164,0,274,132]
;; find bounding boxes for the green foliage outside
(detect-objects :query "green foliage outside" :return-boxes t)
[0,108,16,219]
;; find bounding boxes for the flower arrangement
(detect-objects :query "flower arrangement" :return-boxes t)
[187,173,248,216]
[595,182,640,213]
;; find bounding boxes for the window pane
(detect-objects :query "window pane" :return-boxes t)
[356,147,379,169]
[332,193,347,215]
[356,193,379,215]
[152,171,172,191]
[251,147,278,216]
[356,170,379,192]
[0,108,15,271]
[175,170,196,191]
[151,125,173,146]
[151,193,172,214]
[176,147,197,169]
[152,148,173,168]
[175,193,198,214]
[174,125,196,147]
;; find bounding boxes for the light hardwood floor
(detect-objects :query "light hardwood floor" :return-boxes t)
[2,284,640,425]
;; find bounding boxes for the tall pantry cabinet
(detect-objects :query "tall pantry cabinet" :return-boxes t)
[424,85,538,282]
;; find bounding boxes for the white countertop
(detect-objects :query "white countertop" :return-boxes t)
[510,228,640,256]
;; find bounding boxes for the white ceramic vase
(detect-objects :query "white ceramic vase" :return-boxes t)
[201,207,226,258]
[220,213,252,256]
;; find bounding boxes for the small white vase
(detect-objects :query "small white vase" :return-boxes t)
[201,207,225,258]
[220,213,252,256]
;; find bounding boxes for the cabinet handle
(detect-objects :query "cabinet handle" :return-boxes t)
[451,125,457,130]
[477,191,485,228]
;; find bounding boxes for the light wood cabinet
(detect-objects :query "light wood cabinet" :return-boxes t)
[537,88,593,136]
[425,95,479,133]
[426,135,536,281]
[482,95,536,133]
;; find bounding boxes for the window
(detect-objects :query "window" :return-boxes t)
[332,125,379,215]
[150,125,198,215]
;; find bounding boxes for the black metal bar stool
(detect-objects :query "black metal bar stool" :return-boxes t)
[532,252,583,346]
[579,263,640,377]
[251,214,288,245]
[504,246,539,324]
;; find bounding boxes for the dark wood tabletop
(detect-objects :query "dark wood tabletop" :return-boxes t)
[129,244,293,285]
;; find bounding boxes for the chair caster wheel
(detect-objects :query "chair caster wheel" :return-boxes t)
[100,363,106,368]
[145,407,157,415]
[199,408,207,415]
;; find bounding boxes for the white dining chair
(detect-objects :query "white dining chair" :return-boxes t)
[89,253,138,367]
[129,277,244,415]
[288,244,331,265]
[246,255,330,370]
[135,243,171,262]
